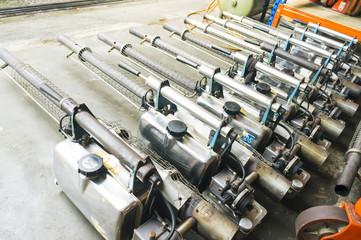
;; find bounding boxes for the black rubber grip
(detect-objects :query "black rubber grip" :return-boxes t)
[253,24,269,33]
[292,18,308,25]
[280,22,295,31]
[211,45,232,55]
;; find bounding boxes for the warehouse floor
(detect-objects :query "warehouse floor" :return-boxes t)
[0,0,360,239]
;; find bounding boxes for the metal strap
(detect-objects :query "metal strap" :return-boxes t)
[336,43,346,58]
[348,36,357,49]
[210,125,222,149]
[155,80,169,110]
[268,44,278,64]
[261,102,273,124]
[241,55,251,77]
[209,72,216,94]
[313,23,320,34]
[288,82,301,101]
[310,67,323,85]
[283,34,293,51]
[323,53,333,67]
[300,27,308,41]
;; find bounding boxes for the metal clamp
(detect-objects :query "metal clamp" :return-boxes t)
[310,67,323,85]
[150,35,160,46]
[288,81,302,101]
[78,47,92,62]
[241,55,252,77]
[120,43,132,56]
[210,120,226,149]
[268,44,278,65]
[283,34,293,51]
[180,29,189,40]
[155,80,170,110]
[313,23,320,34]
[300,27,308,41]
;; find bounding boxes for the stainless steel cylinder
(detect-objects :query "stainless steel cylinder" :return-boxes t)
[333,95,359,118]
[219,11,335,59]
[184,17,264,55]
[204,14,278,46]
[198,65,281,113]
[308,22,359,44]
[297,136,329,168]
[145,76,233,137]
[190,200,240,240]
[316,112,345,140]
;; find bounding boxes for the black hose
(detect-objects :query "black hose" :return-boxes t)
[146,187,158,220]
[142,181,157,222]
[160,192,176,240]
[278,123,295,150]
[318,87,332,103]
[229,152,246,184]
[297,104,315,121]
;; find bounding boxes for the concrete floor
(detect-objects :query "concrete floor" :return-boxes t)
[0,1,360,239]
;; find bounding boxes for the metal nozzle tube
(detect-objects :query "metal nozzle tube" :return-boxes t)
[219,11,334,59]
[0,48,64,105]
[1,48,155,182]
[308,22,359,44]
[335,153,361,196]
[203,13,278,46]
[98,33,198,91]
[58,35,148,99]
[184,17,264,55]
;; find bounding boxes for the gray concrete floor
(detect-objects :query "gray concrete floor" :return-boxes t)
[0,1,360,239]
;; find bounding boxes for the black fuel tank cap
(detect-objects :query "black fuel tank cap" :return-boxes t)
[256,82,271,94]
[166,120,188,138]
[223,101,241,115]
[78,154,104,178]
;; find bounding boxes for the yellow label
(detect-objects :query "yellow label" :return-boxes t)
[95,151,122,175]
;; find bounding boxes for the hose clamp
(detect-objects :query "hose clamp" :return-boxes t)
[150,36,160,46]
[180,29,189,40]
[120,43,132,56]
[78,47,92,62]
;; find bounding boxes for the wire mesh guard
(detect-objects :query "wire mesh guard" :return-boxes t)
[349,120,361,148]
[71,53,149,109]
[9,65,68,121]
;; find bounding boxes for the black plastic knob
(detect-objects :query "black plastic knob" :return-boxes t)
[256,82,271,94]
[166,120,187,138]
[78,154,104,178]
[223,101,241,115]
